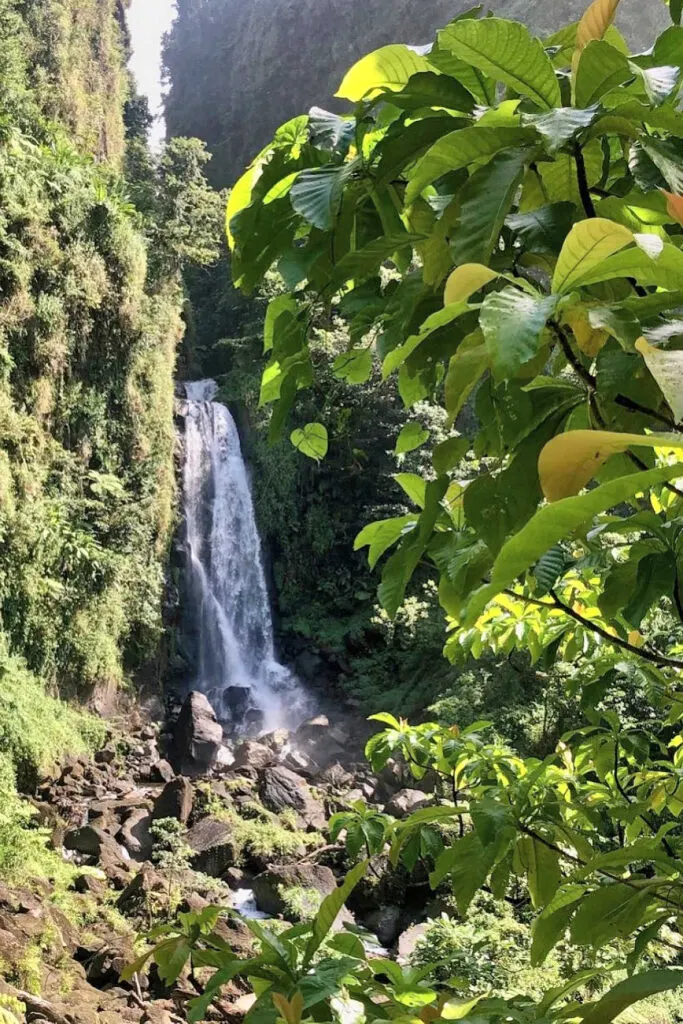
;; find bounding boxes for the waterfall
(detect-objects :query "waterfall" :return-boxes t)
[181,379,311,734]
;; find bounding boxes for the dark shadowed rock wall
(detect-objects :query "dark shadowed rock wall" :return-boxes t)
[162,0,667,186]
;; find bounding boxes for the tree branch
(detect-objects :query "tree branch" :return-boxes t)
[502,587,683,669]
[574,143,597,219]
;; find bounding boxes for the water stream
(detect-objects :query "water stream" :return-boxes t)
[181,380,311,734]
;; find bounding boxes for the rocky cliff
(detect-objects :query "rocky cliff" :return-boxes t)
[163,0,667,186]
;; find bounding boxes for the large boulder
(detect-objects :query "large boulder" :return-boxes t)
[117,808,153,860]
[252,863,336,917]
[152,777,194,824]
[171,692,223,777]
[384,789,432,819]
[232,740,275,771]
[258,765,326,829]
[366,905,403,947]
[185,816,237,876]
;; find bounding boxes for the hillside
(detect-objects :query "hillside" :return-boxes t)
[163,0,667,186]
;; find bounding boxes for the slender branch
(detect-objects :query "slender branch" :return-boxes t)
[574,143,597,219]
[502,587,683,669]
[549,587,683,669]
[550,321,681,433]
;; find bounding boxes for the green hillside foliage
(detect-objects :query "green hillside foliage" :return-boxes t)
[163,0,666,186]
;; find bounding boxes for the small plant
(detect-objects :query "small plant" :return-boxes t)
[150,818,193,916]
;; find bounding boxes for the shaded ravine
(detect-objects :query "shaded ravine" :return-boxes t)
[181,380,312,734]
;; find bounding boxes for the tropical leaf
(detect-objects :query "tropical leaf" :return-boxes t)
[539,429,683,501]
[336,45,429,102]
[405,126,534,203]
[480,288,556,380]
[437,18,561,109]
[444,331,489,423]
[395,421,430,454]
[433,436,469,475]
[522,106,599,154]
[303,860,368,964]
[290,162,357,231]
[333,348,373,384]
[568,242,683,291]
[382,302,472,377]
[444,264,497,305]
[576,0,623,50]
[635,338,683,422]
[465,463,683,623]
[506,204,576,255]
[552,218,634,294]
[450,150,528,266]
[580,970,683,1024]
[574,41,631,107]
[290,422,328,461]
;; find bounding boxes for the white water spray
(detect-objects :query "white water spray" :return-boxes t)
[181,380,311,733]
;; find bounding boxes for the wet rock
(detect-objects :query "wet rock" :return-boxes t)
[73,874,107,897]
[225,867,246,890]
[150,759,175,783]
[384,789,432,819]
[118,808,154,860]
[317,763,354,789]
[260,728,290,754]
[252,863,336,917]
[258,765,326,829]
[366,905,403,946]
[171,691,223,777]
[224,686,251,720]
[185,816,237,876]
[233,740,275,770]
[152,777,194,824]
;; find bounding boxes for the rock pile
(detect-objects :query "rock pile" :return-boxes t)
[0,694,438,1023]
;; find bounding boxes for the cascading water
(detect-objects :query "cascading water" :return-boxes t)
[181,379,311,734]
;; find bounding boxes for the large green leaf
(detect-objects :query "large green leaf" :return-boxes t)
[303,860,368,964]
[444,330,489,423]
[382,302,471,377]
[465,463,683,623]
[575,41,631,107]
[389,71,477,113]
[531,892,584,965]
[430,832,497,915]
[329,234,420,292]
[522,106,599,154]
[395,421,430,454]
[480,288,556,379]
[506,204,576,255]
[437,18,561,110]
[580,970,683,1024]
[406,126,535,204]
[375,116,465,185]
[641,138,683,193]
[336,45,429,102]
[571,884,653,949]
[451,150,528,266]
[290,162,357,231]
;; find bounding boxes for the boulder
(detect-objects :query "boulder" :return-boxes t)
[116,866,165,913]
[94,746,117,765]
[294,715,330,745]
[63,825,112,858]
[118,808,153,860]
[232,740,275,771]
[152,777,194,824]
[258,765,326,829]
[171,691,223,777]
[185,816,237,876]
[366,905,403,947]
[397,922,429,963]
[384,789,431,819]
[150,759,175,784]
[252,863,336,917]
[260,729,290,754]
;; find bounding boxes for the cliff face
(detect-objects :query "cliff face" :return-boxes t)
[163,0,667,187]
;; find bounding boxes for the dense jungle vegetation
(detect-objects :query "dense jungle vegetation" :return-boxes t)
[0,0,219,876]
[138,1,683,1022]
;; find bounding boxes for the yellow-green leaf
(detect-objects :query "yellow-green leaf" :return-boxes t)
[635,338,683,423]
[336,45,429,102]
[552,218,633,294]
[438,18,561,110]
[444,331,490,423]
[539,429,683,501]
[444,264,497,304]
[290,423,328,461]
